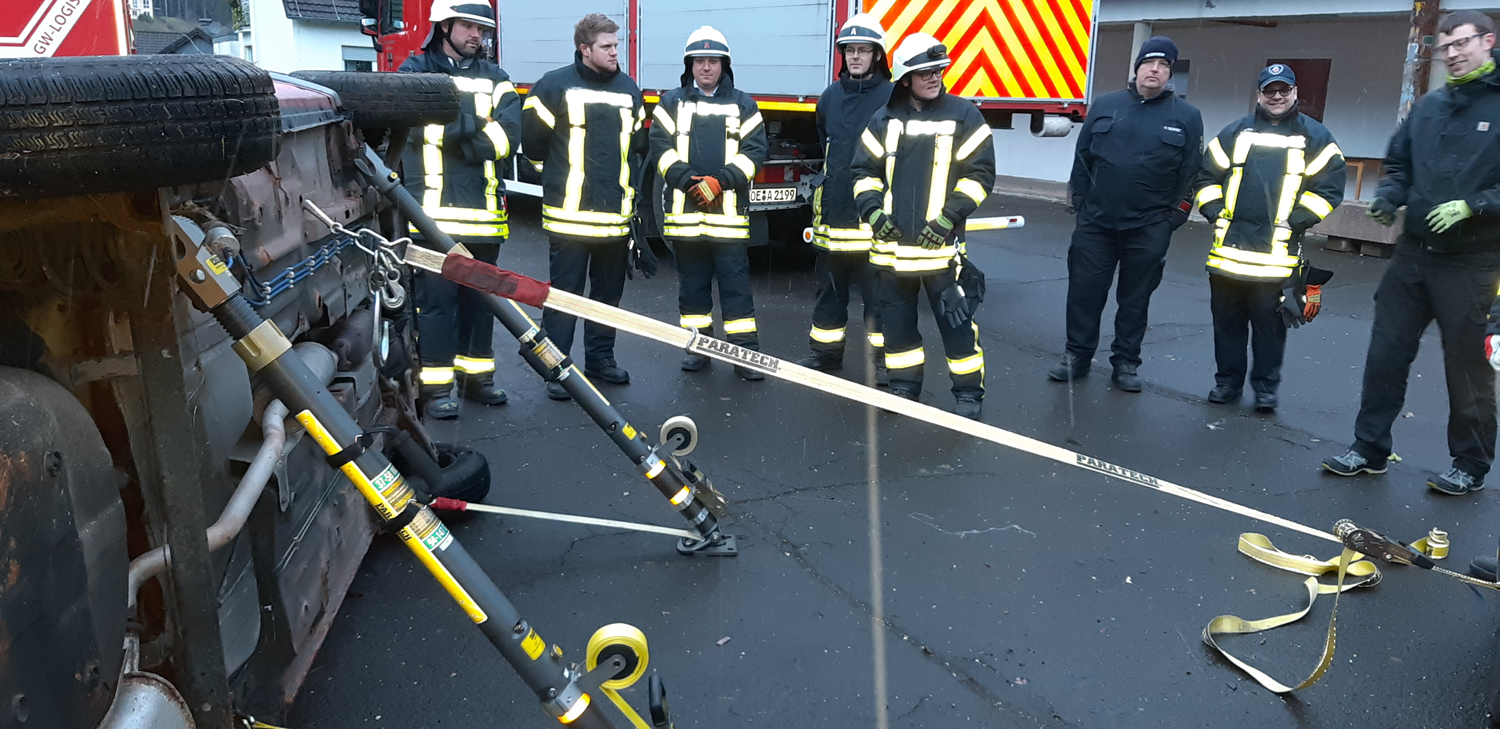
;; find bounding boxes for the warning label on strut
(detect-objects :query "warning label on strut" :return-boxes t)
[688,336,780,375]
[1076,455,1161,489]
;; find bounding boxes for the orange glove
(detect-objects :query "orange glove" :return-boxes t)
[690,175,723,208]
[1303,284,1322,322]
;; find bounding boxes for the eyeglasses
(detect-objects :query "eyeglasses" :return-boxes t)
[912,68,944,81]
[1259,86,1294,98]
[843,45,875,57]
[1436,33,1489,56]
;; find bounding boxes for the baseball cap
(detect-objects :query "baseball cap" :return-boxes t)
[1259,64,1297,89]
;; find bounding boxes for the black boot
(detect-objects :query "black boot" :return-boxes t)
[1048,356,1090,382]
[794,351,843,372]
[421,384,460,420]
[457,373,508,405]
[584,358,630,384]
[681,354,709,372]
[874,357,889,387]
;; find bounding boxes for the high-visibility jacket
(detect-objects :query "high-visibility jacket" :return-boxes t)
[1194,107,1346,281]
[522,53,647,243]
[850,92,996,276]
[648,74,767,242]
[812,73,893,251]
[398,50,520,240]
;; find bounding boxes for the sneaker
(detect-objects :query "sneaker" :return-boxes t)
[1111,365,1142,393]
[457,375,508,405]
[1207,385,1241,404]
[681,354,709,372]
[1047,358,1090,382]
[1254,392,1277,412]
[735,366,765,381]
[954,396,982,420]
[1321,449,1387,476]
[424,393,460,420]
[584,359,630,384]
[1427,467,1485,495]
[545,381,572,401]
[794,352,843,372]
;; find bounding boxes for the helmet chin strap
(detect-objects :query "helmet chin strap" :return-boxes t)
[442,21,480,60]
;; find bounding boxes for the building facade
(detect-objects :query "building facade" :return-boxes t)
[214,0,374,73]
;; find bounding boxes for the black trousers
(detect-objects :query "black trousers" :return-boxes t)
[674,239,758,349]
[809,249,881,356]
[1064,220,1173,369]
[542,236,628,365]
[1209,273,1286,395]
[1351,246,1500,475]
[414,240,501,377]
[876,270,983,398]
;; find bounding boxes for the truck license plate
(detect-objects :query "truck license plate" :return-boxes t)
[749,186,798,204]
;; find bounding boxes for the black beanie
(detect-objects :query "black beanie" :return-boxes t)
[1134,36,1178,72]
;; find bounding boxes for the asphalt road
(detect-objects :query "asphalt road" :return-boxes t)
[289,194,1500,728]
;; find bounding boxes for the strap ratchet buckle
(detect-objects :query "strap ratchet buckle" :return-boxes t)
[1333,519,1429,567]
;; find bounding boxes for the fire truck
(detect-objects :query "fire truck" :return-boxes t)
[363,0,1096,243]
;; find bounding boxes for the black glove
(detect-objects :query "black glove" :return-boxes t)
[957,255,986,315]
[1200,200,1225,224]
[939,283,971,329]
[1287,207,1321,236]
[918,214,955,250]
[867,209,901,241]
[1278,267,1306,330]
[1367,197,1398,226]
[626,216,657,280]
[1167,200,1191,230]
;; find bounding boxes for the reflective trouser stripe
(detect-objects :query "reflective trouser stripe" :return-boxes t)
[454,356,495,375]
[420,367,455,385]
[885,347,925,369]
[680,314,714,330]
[868,332,885,348]
[810,326,846,343]
[948,352,984,375]
[723,318,757,335]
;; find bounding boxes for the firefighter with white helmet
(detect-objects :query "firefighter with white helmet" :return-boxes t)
[793,13,894,385]
[850,33,997,419]
[650,26,770,379]
[399,0,521,419]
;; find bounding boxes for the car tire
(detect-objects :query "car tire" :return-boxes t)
[288,71,460,129]
[0,55,280,199]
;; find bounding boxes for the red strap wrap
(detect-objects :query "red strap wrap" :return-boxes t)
[428,497,468,512]
[439,255,551,308]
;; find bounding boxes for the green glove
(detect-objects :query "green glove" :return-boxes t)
[1426,199,1473,233]
[1366,197,1397,226]
[867,209,902,241]
[917,214,955,250]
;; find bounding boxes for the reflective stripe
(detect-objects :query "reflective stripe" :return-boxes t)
[862,129,884,158]
[523,96,555,128]
[542,219,630,238]
[658,149,683,177]
[1206,137,1230,170]
[885,347,925,369]
[810,326,846,343]
[420,367,455,385]
[956,126,989,160]
[853,177,885,196]
[948,352,984,375]
[543,205,630,225]
[905,119,957,136]
[869,252,956,274]
[867,332,885,348]
[663,224,750,239]
[723,318,757,335]
[412,220,509,237]
[927,133,953,220]
[652,104,677,135]
[680,314,713,329]
[1223,168,1244,218]
[741,111,763,136]
[1207,256,1295,280]
[484,121,510,159]
[1299,191,1334,219]
[618,106,634,217]
[1195,185,1224,207]
[812,222,873,251]
[731,154,757,179]
[1210,244,1295,267]
[1305,143,1344,176]
[454,355,495,374]
[955,178,988,205]
[1274,172,1302,224]
[882,121,902,214]
[494,81,516,97]
[451,76,494,94]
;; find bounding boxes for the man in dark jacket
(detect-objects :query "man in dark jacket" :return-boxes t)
[522,13,646,401]
[1324,10,1500,495]
[650,26,770,381]
[1196,64,1345,412]
[1051,36,1202,392]
[850,33,996,419]
[399,0,521,419]
[794,14,893,384]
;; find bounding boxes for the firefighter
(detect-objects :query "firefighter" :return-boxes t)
[1051,36,1203,392]
[651,27,770,380]
[399,0,520,419]
[850,33,996,420]
[522,13,647,401]
[1194,63,1345,412]
[1327,11,1500,496]
[794,14,893,385]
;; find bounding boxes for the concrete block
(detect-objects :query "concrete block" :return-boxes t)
[1310,198,1404,245]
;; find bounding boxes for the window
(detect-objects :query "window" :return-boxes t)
[342,45,376,72]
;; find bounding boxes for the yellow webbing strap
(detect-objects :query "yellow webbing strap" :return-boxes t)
[1203,534,1379,693]
[586,624,652,729]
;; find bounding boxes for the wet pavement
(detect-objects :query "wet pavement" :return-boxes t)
[289,194,1500,728]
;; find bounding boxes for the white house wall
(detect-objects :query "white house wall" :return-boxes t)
[235,0,368,73]
[993,15,1415,184]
